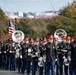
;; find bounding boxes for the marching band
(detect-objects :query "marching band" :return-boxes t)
[0,35,76,75]
[0,30,76,75]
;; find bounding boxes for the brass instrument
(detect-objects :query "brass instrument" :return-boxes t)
[54,29,67,42]
[12,30,24,43]
[38,55,46,67]
[38,57,44,67]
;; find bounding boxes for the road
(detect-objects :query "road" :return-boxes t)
[0,68,68,75]
[0,70,40,75]
[0,70,22,75]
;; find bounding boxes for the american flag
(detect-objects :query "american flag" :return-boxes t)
[8,20,16,35]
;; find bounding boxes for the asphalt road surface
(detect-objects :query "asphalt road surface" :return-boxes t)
[0,68,68,75]
[0,70,22,75]
[0,70,40,75]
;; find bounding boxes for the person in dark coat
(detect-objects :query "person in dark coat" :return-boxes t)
[46,35,56,75]
[70,34,76,75]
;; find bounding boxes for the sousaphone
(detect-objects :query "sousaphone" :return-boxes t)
[12,30,24,43]
[54,29,67,42]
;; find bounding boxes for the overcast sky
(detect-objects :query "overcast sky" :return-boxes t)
[0,0,74,12]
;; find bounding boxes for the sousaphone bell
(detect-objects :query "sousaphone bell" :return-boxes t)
[12,30,24,43]
[54,29,67,42]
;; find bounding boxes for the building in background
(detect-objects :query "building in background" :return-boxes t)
[5,11,59,19]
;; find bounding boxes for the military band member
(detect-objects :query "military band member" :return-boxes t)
[46,35,56,75]
[0,42,3,69]
[1,33,76,75]
[31,38,40,75]
[21,37,29,74]
[58,36,67,75]
[70,34,76,75]
[1,42,6,69]
[54,37,60,75]
[26,38,34,75]
[15,43,22,73]
[5,41,10,70]
[64,36,71,75]
[39,38,47,75]
[9,42,16,71]
[3,42,7,69]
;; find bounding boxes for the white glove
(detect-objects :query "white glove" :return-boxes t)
[10,51,12,53]
[63,56,65,59]
[64,58,67,63]
[28,49,31,53]
[0,52,1,54]
[20,55,23,59]
[55,59,57,61]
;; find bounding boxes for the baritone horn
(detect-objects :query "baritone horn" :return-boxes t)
[12,30,25,43]
[54,29,67,42]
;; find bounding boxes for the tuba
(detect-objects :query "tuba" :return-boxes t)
[12,30,25,43]
[54,29,67,42]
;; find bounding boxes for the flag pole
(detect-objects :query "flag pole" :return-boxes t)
[15,18,19,30]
